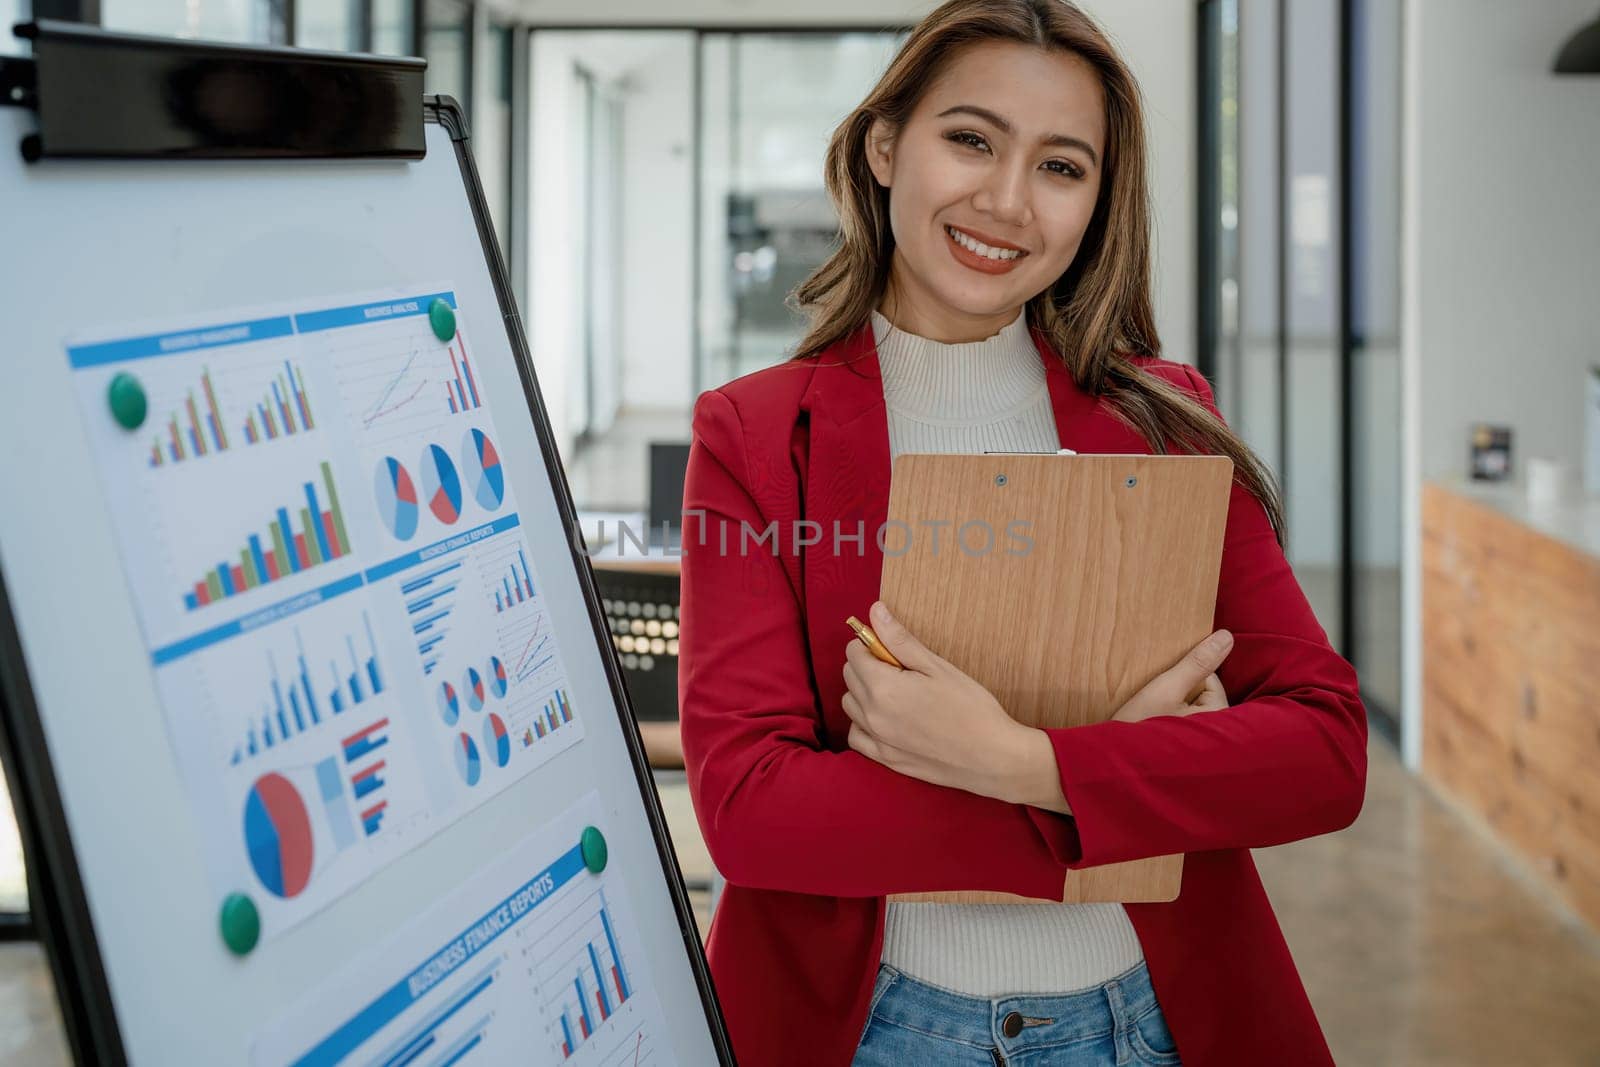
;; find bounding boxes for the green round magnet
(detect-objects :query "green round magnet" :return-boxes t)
[107,372,148,430]
[219,892,260,956]
[428,297,457,342]
[580,826,608,873]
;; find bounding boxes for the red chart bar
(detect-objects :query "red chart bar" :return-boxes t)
[293,532,310,570]
[611,966,626,1004]
[359,799,388,822]
[351,759,386,785]
[594,991,607,1022]
[321,510,341,558]
[193,581,211,607]
[342,717,390,747]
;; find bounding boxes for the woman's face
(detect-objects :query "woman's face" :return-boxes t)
[866,40,1107,343]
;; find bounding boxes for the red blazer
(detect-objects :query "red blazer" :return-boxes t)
[677,321,1367,1067]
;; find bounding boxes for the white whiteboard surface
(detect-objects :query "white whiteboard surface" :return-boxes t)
[0,107,722,1065]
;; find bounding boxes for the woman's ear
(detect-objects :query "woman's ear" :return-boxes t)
[865,117,896,188]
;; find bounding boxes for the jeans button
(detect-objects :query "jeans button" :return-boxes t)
[1000,1010,1024,1039]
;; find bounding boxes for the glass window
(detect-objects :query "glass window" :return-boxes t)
[296,0,363,52]
[102,0,287,45]
[1350,0,1403,719]
[696,32,904,389]
[370,0,412,56]
[422,0,471,112]
[477,21,515,260]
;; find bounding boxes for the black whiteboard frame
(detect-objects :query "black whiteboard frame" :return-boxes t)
[0,94,735,1066]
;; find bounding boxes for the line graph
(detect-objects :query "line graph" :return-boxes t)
[326,324,444,447]
[361,347,428,429]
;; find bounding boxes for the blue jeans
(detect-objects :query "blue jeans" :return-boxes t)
[852,960,1182,1066]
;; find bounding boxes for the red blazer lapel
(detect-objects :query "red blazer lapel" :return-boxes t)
[796,323,891,746]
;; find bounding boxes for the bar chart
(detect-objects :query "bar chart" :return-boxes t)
[182,460,352,611]
[527,689,574,745]
[147,365,229,467]
[402,559,461,675]
[241,359,315,444]
[255,796,672,1067]
[490,541,538,614]
[537,883,653,1064]
[342,718,391,834]
[227,610,385,765]
[444,333,483,415]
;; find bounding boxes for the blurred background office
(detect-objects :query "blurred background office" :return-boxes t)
[3,0,1600,1063]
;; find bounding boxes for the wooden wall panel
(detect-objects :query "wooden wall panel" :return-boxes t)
[1422,483,1600,928]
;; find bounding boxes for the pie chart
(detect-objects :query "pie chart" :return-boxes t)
[488,655,508,698]
[374,457,420,541]
[455,732,482,786]
[419,443,462,525]
[438,680,460,725]
[461,428,505,511]
[243,772,314,899]
[464,666,485,711]
[483,713,511,768]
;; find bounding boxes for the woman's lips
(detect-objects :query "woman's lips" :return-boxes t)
[944,225,1028,276]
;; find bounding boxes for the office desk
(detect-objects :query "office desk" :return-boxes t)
[578,510,684,770]
[1422,480,1600,929]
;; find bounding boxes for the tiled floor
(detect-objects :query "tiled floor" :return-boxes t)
[4,736,1600,1063]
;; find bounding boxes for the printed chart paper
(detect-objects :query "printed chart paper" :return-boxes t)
[67,287,585,940]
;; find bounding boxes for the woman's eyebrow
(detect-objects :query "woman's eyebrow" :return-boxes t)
[935,103,1099,165]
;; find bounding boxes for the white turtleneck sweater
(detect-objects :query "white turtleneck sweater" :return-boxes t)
[871,305,1146,996]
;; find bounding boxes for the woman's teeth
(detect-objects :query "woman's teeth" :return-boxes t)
[946,226,1024,261]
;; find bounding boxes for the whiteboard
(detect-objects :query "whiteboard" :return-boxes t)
[0,96,728,1066]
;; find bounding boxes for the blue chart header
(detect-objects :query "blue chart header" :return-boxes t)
[291,842,588,1067]
[294,292,457,335]
[66,292,458,370]
[364,514,523,584]
[67,316,296,368]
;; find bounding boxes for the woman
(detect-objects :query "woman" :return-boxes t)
[677,2,1367,1064]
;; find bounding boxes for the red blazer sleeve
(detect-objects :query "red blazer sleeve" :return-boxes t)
[1027,365,1368,867]
[678,388,1072,899]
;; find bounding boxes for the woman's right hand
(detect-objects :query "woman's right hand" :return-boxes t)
[1110,630,1234,724]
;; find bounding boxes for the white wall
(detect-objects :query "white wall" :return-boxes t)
[1401,0,1600,767]
[1408,0,1600,482]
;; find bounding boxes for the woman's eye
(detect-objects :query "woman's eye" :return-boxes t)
[948,130,989,152]
[1044,160,1085,181]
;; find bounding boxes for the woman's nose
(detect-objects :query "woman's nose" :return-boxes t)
[972,160,1033,227]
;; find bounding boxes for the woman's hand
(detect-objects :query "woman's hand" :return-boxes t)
[1111,629,1234,723]
[842,605,1237,813]
[841,601,1035,803]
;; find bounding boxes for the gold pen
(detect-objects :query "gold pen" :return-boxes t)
[845,615,905,670]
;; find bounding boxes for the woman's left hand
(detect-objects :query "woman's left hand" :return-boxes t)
[841,601,1035,803]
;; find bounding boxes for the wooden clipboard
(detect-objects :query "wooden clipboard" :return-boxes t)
[880,452,1234,905]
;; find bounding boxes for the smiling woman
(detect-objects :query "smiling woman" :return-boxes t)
[678,2,1367,1066]
[864,43,1107,324]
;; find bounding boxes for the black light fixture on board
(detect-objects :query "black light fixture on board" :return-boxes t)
[1553,7,1600,73]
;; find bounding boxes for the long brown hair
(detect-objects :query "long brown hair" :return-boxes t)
[790,0,1285,543]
